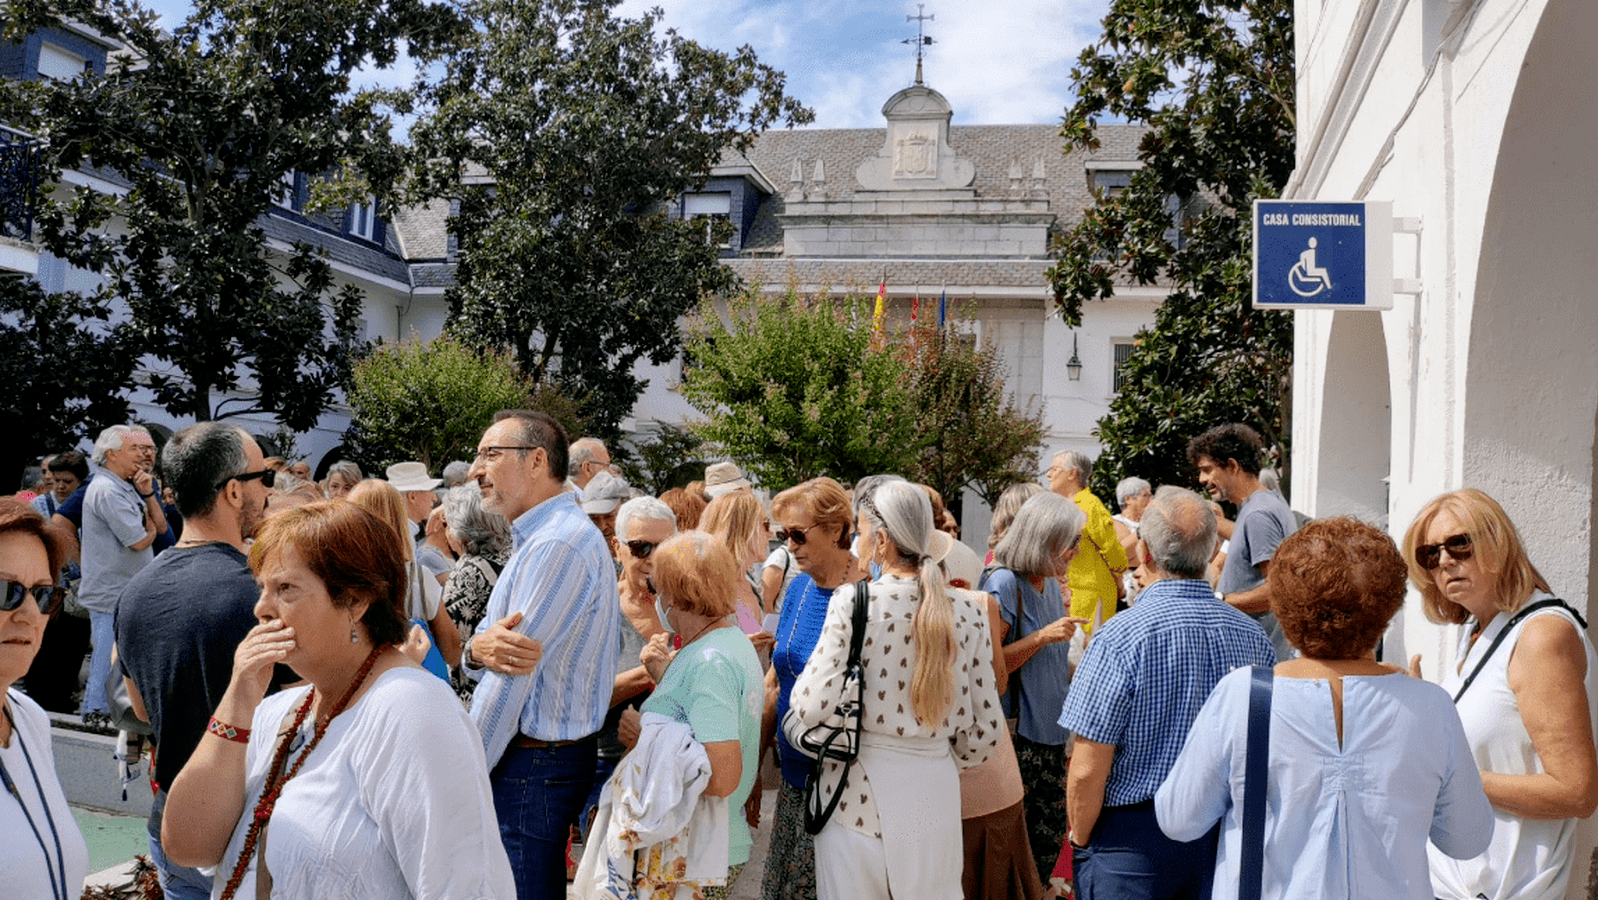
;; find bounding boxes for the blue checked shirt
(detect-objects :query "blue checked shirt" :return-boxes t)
[1059,577,1275,806]
[470,492,620,768]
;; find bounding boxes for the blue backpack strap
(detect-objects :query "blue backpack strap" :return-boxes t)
[1239,665,1273,900]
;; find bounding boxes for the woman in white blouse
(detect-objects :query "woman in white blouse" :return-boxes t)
[0,500,89,900]
[1155,517,1493,900]
[791,479,1003,900]
[161,501,513,899]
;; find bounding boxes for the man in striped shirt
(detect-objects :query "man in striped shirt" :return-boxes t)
[463,409,621,900]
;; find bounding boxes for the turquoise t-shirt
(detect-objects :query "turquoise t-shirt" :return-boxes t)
[640,625,765,866]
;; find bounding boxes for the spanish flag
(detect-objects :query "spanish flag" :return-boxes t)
[873,276,887,332]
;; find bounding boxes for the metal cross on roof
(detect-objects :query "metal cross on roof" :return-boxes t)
[902,4,935,85]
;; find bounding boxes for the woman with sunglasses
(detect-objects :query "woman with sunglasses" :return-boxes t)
[579,496,680,838]
[1403,488,1598,900]
[759,477,857,900]
[0,499,89,900]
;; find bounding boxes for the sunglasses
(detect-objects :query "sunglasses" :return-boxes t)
[626,540,658,560]
[216,468,276,491]
[1415,533,1473,571]
[1,579,62,614]
[774,523,824,546]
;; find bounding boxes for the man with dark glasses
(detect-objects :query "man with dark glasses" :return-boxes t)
[114,423,280,900]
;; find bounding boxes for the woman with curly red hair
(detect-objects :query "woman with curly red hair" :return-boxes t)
[1156,517,1493,899]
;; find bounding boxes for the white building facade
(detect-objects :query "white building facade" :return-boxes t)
[631,78,1163,545]
[1289,1,1598,890]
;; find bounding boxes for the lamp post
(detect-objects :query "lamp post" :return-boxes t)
[1066,332,1083,381]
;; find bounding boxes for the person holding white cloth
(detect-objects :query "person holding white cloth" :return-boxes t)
[791,480,1004,900]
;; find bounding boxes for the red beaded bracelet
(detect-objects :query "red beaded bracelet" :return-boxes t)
[207,716,250,744]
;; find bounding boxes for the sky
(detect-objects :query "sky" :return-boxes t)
[140,0,1113,130]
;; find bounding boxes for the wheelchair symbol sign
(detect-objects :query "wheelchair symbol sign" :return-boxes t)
[1289,237,1333,297]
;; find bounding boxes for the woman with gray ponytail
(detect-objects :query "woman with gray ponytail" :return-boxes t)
[791,480,1005,900]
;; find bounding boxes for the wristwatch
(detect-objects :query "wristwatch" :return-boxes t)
[462,635,481,670]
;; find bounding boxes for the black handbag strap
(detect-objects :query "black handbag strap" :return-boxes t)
[802,579,871,834]
[846,578,870,669]
[981,565,1026,716]
[1240,665,1273,900]
[1453,598,1586,703]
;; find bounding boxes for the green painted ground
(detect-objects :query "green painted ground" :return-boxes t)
[71,805,148,875]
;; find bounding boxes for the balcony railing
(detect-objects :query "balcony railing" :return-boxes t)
[0,125,43,242]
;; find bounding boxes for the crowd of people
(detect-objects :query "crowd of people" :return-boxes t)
[1,415,1595,900]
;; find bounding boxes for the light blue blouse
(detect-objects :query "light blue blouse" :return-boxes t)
[1154,668,1493,900]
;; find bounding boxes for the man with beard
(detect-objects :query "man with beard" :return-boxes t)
[115,422,279,900]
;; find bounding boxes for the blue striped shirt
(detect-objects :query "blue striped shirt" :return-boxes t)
[1058,577,1275,806]
[470,492,620,767]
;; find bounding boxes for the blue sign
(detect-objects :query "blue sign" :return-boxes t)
[1253,200,1392,310]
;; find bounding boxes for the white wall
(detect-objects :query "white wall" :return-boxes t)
[1292,0,1598,891]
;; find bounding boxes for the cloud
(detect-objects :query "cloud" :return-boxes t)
[618,0,1111,128]
[143,0,1111,130]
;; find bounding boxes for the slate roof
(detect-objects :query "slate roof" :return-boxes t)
[733,122,1147,254]
[262,213,411,285]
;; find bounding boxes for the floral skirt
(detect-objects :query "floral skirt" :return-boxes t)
[759,781,818,900]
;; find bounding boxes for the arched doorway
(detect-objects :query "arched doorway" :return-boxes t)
[1461,0,1598,608]
[1313,310,1391,523]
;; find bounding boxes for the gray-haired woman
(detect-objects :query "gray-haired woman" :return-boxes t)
[325,460,362,500]
[978,491,1088,883]
[440,482,511,703]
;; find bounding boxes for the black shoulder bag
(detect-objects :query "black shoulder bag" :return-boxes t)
[1453,598,1587,703]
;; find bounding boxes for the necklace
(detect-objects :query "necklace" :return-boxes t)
[777,576,831,686]
[1,703,69,900]
[218,645,385,900]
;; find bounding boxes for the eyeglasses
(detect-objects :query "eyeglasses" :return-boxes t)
[774,523,825,546]
[1415,533,1473,570]
[216,469,276,491]
[1,579,62,614]
[626,540,658,560]
[474,446,535,464]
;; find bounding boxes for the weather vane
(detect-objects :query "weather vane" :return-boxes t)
[902,4,935,85]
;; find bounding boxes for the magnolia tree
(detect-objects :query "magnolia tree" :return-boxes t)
[1048,0,1296,497]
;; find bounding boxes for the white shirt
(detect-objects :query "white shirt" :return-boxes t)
[1156,668,1492,900]
[1,690,89,900]
[1429,593,1598,900]
[214,667,514,899]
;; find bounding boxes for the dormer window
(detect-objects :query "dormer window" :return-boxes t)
[274,172,297,210]
[37,42,88,81]
[349,194,377,241]
[683,192,731,248]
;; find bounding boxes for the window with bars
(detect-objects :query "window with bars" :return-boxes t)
[1112,339,1137,393]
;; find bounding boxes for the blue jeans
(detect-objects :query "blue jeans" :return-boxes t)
[81,609,115,715]
[490,736,598,900]
[579,755,620,837]
[147,790,213,900]
[1072,800,1217,900]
